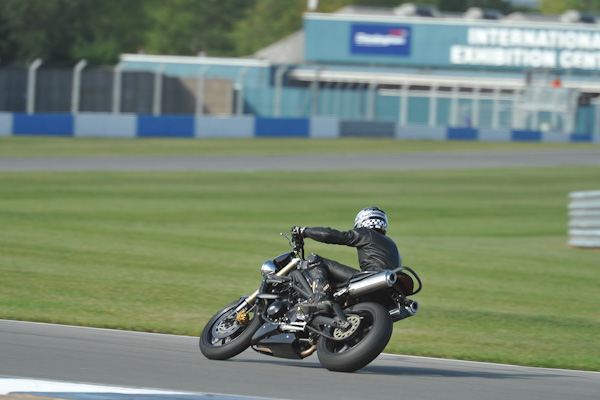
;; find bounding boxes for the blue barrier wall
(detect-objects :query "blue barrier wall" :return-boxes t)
[0,112,597,143]
[447,127,478,140]
[138,115,195,138]
[13,114,74,136]
[255,117,309,137]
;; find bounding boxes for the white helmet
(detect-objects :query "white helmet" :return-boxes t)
[354,206,388,234]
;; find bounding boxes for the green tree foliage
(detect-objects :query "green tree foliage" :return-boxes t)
[70,0,150,64]
[0,0,79,64]
[314,0,407,12]
[539,0,600,14]
[231,0,306,56]
[0,0,148,65]
[145,0,255,57]
[437,0,515,13]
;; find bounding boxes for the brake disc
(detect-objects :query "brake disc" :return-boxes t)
[212,312,241,339]
[332,314,361,341]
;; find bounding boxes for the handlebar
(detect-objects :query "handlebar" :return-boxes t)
[280,232,305,259]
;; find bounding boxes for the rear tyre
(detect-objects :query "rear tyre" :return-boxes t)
[199,300,263,360]
[317,302,392,372]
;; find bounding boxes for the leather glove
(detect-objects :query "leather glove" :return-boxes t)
[291,226,306,242]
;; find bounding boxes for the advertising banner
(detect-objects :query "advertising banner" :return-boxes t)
[350,24,411,56]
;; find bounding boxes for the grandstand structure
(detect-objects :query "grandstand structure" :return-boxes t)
[2,4,600,141]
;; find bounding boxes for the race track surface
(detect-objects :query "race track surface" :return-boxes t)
[1,320,598,400]
[1,149,600,171]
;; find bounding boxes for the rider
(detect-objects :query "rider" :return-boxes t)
[291,206,401,313]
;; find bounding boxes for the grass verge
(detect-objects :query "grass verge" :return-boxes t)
[1,136,599,157]
[1,166,599,371]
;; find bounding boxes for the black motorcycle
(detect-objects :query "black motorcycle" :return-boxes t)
[199,232,421,372]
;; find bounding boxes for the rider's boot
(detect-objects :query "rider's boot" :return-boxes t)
[300,280,333,314]
[299,254,334,314]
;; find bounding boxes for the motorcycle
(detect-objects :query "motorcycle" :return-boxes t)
[199,231,421,372]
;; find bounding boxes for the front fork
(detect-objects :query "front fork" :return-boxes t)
[235,257,302,313]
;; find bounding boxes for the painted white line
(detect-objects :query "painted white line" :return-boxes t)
[0,377,193,395]
[0,377,284,400]
[0,319,193,339]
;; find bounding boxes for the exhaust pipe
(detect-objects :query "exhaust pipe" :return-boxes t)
[346,270,397,297]
[390,299,419,321]
[405,299,419,316]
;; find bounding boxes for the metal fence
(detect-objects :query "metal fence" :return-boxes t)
[0,59,595,136]
[0,61,203,115]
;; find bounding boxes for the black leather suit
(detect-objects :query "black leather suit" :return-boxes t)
[302,226,402,290]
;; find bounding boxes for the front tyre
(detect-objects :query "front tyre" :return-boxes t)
[199,300,263,360]
[317,302,392,372]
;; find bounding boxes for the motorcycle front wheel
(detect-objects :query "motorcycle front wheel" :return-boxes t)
[199,299,263,360]
[317,302,392,372]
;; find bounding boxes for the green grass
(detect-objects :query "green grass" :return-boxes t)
[1,165,599,371]
[1,137,599,371]
[1,136,599,157]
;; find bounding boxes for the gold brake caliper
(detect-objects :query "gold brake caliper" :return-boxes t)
[235,310,250,326]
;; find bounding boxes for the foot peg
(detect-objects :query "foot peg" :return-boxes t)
[298,300,332,314]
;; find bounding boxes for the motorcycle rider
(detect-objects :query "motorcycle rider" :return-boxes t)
[291,206,401,313]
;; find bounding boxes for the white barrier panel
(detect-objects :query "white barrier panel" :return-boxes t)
[542,131,571,143]
[397,125,446,140]
[0,112,13,136]
[75,113,137,138]
[479,129,512,142]
[195,116,254,138]
[568,190,600,248]
[310,116,339,138]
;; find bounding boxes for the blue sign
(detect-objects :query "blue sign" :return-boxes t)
[350,24,411,56]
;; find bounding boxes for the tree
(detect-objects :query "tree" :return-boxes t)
[231,0,305,57]
[437,0,516,13]
[539,0,600,14]
[0,0,148,65]
[70,0,150,65]
[0,0,80,64]
[144,0,255,57]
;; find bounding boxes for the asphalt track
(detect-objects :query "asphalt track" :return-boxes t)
[1,149,600,171]
[1,320,599,400]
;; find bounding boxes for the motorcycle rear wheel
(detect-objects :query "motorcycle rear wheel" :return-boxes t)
[317,302,392,372]
[199,300,263,360]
